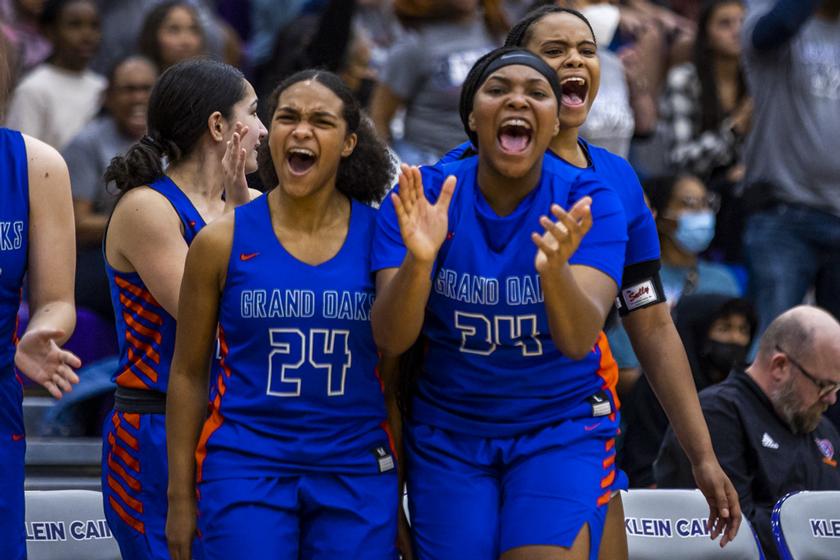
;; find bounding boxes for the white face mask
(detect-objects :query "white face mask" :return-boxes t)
[580,3,620,46]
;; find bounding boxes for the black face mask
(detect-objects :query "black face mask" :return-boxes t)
[702,340,747,378]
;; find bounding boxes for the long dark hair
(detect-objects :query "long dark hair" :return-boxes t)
[257,70,394,204]
[694,0,746,132]
[137,1,204,69]
[104,58,246,193]
[504,4,596,49]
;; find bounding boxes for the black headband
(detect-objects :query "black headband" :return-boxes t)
[460,48,563,146]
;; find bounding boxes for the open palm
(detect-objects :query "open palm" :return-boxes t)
[392,164,456,263]
[533,198,592,274]
[14,328,81,399]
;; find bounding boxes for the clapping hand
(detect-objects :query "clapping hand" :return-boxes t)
[532,197,592,274]
[391,164,456,264]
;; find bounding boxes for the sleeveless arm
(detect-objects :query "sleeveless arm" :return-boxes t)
[108,188,191,318]
[165,216,232,560]
[14,135,82,399]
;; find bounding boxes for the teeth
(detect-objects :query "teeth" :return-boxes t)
[501,118,531,130]
[288,147,315,157]
[561,77,586,86]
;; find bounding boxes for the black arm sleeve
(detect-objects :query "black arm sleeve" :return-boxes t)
[616,260,666,317]
[751,0,820,51]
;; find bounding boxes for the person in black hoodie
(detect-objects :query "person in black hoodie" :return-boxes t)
[620,293,757,487]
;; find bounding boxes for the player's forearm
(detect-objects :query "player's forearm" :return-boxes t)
[541,265,605,360]
[371,255,434,356]
[624,304,717,464]
[25,301,76,346]
[166,365,210,501]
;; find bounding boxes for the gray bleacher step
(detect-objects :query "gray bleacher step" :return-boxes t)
[22,396,55,436]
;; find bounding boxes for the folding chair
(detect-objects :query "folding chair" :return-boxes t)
[25,490,120,560]
[772,490,840,560]
[622,489,765,559]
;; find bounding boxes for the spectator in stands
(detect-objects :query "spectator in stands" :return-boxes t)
[62,55,157,323]
[138,1,205,71]
[6,0,105,149]
[0,0,51,80]
[369,0,502,164]
[621,293,756,487]
[660,0,750,263]
[656,305,840,559]
[741,0,840,342]
[646,173,741,305]
[253,0,362,106]
[91,0,232,74]
[661,0,748,184]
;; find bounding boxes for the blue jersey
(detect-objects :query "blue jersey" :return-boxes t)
[196,195,392,482]
[0,129,28,379]
[439,140,659,273]
[106,176,206,392]
[373,156,627,436]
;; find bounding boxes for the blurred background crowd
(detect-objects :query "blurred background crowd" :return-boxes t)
[1,0,839,489]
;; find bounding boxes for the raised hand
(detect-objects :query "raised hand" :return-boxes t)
[532,197,592,274]
[14,328,81,399]
[222,122,250,205]
[391,164,456,263]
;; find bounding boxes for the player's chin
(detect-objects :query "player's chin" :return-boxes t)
[488,143,543,179]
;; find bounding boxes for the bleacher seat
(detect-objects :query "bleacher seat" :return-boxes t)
[25,490,119,559]
[622,489,765,559]
[772,491,840,560]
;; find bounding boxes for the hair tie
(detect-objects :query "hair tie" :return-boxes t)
[140,135,163,152]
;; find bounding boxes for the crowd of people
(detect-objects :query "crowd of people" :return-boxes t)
[1,0,839,559]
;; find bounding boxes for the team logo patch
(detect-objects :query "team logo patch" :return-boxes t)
[815,438,837,467]
[621,280,658,311]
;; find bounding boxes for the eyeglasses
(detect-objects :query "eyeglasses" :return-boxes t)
[775,345,840,397]
[676,193,721,213]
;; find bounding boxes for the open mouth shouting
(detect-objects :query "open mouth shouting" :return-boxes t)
[497,118,533,155]
[286,147,317,176]
[560,76,588,109]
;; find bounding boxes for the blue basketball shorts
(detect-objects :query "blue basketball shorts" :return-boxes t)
[405,415,623,560]
[0,371,26,560]
[197,471,399,560]
[102,410,203,560]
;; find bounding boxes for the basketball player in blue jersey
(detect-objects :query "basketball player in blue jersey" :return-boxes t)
[165,70,398,560]
[373,47,629,560]
[0,128,81,560]
[100,58,266,560]
[435,7,743,556]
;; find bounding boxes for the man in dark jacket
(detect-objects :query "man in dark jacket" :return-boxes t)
[655,305,840,559]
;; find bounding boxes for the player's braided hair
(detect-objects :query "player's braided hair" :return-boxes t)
[258,69,394,205]
[504,5,596,48]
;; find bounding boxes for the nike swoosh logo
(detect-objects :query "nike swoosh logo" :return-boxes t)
[11,434,24,441]
[240,252,260,261]
[584,423,602,432]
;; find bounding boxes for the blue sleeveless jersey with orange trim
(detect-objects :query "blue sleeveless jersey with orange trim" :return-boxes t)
[373,156,627,437]
[196,195,392,482]
[106,176,206,392]
[0,129,28,379]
